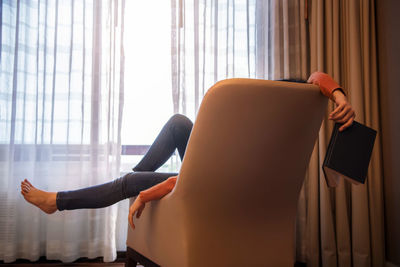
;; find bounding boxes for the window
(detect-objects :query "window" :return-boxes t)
[120,1,180,173]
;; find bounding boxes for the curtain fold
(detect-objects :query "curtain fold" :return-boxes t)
[171,0,307,120]
[0,0,125,262]
[298,0,385,266]
[256,0,308,80]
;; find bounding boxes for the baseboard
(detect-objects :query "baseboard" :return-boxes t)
[387,261,400,267]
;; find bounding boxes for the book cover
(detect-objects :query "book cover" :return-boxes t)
[323,121,377,187]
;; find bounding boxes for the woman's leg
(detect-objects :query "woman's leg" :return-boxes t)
[21,114,191,212]
[133,114,193,172]
[21,172,178,212]
[56,172,177,210]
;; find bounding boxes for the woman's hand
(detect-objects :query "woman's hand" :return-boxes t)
[128,196,146,230]
[330,90,356,131]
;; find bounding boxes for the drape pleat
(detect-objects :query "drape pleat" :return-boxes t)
[299,1,385,266]
[171,0,307,120]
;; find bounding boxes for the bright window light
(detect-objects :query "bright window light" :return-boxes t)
[121,1,178,172]
[122,0,173,146]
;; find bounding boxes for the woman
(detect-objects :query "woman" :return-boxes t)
[20,72,355,230]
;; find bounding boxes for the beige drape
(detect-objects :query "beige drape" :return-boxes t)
[255,0,308,80]
[295,0,385,266]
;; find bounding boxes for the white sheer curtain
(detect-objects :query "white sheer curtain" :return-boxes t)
[0,0,125,263]
[171,0,307,120]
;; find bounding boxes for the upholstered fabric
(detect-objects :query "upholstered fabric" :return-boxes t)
[127,79,327,267]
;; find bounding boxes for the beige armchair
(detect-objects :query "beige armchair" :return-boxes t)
[126,79,327,267]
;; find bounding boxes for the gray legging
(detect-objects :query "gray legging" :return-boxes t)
[56,114,193,211]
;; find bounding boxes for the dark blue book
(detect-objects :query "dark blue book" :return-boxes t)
[323,121,377,187]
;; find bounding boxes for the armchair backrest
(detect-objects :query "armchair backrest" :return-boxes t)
[172,78,327,266]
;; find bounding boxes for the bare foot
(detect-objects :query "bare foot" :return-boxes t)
[20,179,57,214]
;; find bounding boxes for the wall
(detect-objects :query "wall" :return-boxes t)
[376,0,400,265]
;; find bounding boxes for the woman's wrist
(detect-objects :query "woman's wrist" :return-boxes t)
[136,194,144,204]
[331,89,346,103]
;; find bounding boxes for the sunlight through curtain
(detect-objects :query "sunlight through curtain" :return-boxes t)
[171,0,308,120]
[0,0,125,262]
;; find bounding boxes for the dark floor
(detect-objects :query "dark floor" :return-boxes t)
[0,252,134,266]
[2,262,306,267]
[1,254,306,267]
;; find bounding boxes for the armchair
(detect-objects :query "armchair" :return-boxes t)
[126,79,327,267]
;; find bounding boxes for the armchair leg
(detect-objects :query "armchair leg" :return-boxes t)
[126,258,137,267]
[126,246,160,267]
[125,247,137,267]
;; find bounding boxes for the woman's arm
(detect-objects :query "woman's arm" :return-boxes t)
[308,71,356,131]
[128,176,177,229]
[329,90,355,131]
